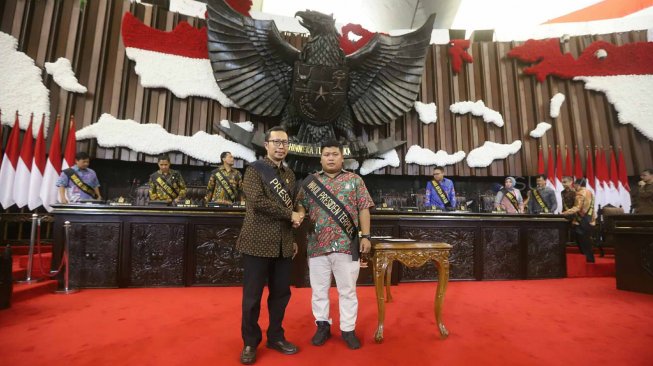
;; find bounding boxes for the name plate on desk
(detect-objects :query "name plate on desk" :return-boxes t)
[109,202,133,206]
[400,207,419,212]
[148,200,169,206]
[79,199,104,204]
[206,202,245,209]
[176,203,200,208]
[374,207,395,211]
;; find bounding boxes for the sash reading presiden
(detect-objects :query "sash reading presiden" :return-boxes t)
[425,166,456,210]
[296,140,374,350]
[237,126,303,365]
[56,152,101,203]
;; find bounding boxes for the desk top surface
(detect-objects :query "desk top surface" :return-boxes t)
[51,204,568,222]
[374,241,452,250]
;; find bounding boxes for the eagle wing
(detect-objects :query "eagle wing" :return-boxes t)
[206,0,300,116]
[346,14,435,126]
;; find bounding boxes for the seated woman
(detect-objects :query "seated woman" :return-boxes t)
[494,176,523,213]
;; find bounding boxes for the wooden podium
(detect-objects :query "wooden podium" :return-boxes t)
[603,214,653,295]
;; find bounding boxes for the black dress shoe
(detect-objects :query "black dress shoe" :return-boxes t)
[341,330,361,350]
[240,346,256,365]
[312,321,331,346]
[266,339,299,355]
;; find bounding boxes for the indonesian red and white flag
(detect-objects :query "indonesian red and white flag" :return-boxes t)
[554,146,564,213]
[593,148,606,209]
[564,146,573,178]
[617,148,631,213]
[28,116,46,210]
[546,146,555,190]
[601,148,611,208]
[13,115,34,208]
[574,146,583,180]
[0,114,21,209]
[61,116,76,170]
[585,147,595,194]
[40,117,62,212]
[537,146,544,175]
[606,149,621,207]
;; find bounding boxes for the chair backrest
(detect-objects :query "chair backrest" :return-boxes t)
[602,206,625,216]
[135,184,207,205]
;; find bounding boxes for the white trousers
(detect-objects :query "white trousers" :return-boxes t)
[309,253,360,332]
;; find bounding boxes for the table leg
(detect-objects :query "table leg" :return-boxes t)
[434,258,450,339]
[374,257,389,343]
[385,260,393,302]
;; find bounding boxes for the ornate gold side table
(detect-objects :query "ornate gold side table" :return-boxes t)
[371,241,452,342]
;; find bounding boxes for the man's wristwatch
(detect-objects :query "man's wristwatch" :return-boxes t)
[360,234,371,239]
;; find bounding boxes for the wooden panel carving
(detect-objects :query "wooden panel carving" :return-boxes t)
[371,226,395,237]
[193,224,243,285]
[400,227,475,280]
[130,223,185,286]
[527,228,564,278]
[69,223,120,288]
[483,228,520,279]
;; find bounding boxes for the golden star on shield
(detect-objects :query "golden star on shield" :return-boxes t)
[314,85,328,102]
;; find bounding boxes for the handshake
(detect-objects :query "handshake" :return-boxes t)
[291,211,305,228]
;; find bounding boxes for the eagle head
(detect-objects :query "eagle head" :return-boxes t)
[295,10,336,36]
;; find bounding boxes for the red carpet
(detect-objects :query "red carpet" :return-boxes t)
[566,253,616,277]
[10,245,58,303]
[1,278,652,365]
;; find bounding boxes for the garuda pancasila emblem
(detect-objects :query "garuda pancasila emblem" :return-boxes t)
[206,0,435,159]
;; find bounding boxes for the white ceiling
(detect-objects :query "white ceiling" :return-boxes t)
[257,0,623,33]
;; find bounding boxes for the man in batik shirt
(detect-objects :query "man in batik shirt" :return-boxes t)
[562,178,596,263]
[296,140,374,350]
[148,154,186,203]
[205,151,243,205]
[57,151,102,203]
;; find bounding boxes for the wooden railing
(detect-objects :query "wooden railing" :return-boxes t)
[0,211,54,246]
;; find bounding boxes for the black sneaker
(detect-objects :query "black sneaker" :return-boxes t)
[341,330,361,350]
[311,321,331,346]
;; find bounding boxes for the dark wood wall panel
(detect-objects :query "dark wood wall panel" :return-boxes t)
[2,0,652,177]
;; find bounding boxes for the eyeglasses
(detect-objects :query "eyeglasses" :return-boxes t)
[267,139,289,147]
